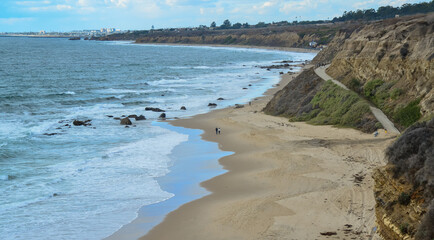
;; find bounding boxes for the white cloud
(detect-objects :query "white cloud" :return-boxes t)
[29,4,73,11]
[279,0,328,14]
[252,1,277,14]
[165,0,178,6]
[105,0,129,8]
[199,4,224,15]
[15,1,51,6]
[353,0,375,8]
[378,0,408,6]
[0,17,34,25]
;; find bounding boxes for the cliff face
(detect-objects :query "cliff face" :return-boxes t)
[100,22,362,49]
[264,68,324,116]
[373,119,434,240]
[135,31,301,47]
[319,14,433,127]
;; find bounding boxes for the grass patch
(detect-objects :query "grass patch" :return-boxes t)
[394,99,421,128]
[391,88,404,100]
[294,81,371,128]
[364,79,384,98]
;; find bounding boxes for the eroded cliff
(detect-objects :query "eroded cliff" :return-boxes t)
[318,14,433,129]
[373,119,434,240]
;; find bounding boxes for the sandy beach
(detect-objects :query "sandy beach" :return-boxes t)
[139,66,396,240]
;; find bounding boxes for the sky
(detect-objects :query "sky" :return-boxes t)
[0,0,428,32]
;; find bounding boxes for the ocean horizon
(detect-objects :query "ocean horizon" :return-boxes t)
[0,37,316,239]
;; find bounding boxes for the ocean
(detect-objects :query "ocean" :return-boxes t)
[0,37,316,239]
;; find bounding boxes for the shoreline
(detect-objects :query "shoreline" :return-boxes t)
[139,64,395,239]
[132,42,321,54]
[104,46,312,239]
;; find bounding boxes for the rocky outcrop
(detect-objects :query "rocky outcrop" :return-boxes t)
[120,117,132,125]
[145,107,165,112]
[135,115,146,120]
[73,120,91,126]
[317,14,434,127]
[373,119,434,240]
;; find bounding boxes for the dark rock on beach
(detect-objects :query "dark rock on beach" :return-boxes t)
[180,106,187,110]
[208,103,217,107]
[120,117,132,125]
[113,117,121,120]
[43,133,58,136]
[217,98,225,101]
[159,113,166,119]
[128,115,138,118]
[145,107,165,112]
[73,120,92,126]
[135,115,146,121]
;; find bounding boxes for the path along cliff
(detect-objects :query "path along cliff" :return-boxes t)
[315,64,400,135]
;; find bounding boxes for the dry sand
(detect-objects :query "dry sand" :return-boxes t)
[140,66,396,240]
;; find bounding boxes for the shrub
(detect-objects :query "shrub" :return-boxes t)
[415,200,434,240]
[349,78,361,92]
[394,100,421,128]
[341,101,370,126]
[398,192,411,206]
[391,88,404,100]
[364,79,384,98]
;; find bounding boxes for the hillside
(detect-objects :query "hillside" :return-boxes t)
[263,68,379,132]
[315,13,434,130]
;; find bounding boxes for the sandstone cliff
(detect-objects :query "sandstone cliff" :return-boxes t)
[316,13,434,129]
[373,119,434,240]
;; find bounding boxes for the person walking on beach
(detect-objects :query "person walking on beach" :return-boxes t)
[218,128,221,135]
[215,127,218,135]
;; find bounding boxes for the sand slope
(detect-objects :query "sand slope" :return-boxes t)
[141,70,395,240]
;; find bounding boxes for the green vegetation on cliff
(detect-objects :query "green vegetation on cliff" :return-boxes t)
[264,69,378,133]
[353,78,423,129]
[292,81,375,130]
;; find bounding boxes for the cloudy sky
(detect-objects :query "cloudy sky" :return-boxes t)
[0,0,427,32]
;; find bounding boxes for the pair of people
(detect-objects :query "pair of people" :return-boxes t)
[215,127,221,135]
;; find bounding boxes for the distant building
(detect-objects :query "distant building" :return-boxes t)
[39,30,46,35]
